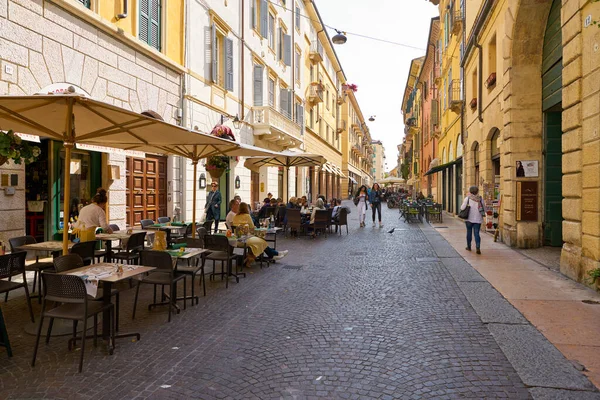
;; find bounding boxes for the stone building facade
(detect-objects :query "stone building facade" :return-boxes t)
[0,0,183,242]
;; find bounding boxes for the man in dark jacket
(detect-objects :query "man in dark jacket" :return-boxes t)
[205,181,222,233]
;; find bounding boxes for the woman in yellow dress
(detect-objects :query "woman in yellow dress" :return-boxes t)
[232,202,288,267]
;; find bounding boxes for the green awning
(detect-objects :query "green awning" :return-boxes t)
[424,158,461,176]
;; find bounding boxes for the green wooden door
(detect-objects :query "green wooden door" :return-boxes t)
[544,112,563,246]
[542,0,563,246]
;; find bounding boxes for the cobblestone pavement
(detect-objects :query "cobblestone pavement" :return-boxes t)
[0,202,535,399]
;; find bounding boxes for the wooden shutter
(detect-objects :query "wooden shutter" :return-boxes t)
[224,38,234,91]
[251,1,256,29]
[296,104,304,126]
[277,28,283,60]
[253,65,264,106]
[432,99,439,125]
[149,0,161,51]
[283,34,292,66]
[140,0,149,45]
[260,0,268,38]
[211,24,217,83]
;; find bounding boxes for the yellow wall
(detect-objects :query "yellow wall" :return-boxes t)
[92,0,184,66]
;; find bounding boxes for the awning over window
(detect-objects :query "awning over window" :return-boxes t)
[348,176,358,184]
[424,158,461,176]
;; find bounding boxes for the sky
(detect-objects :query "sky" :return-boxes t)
[316,0,439,172]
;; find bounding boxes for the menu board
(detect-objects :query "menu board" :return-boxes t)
[516,181,538,221]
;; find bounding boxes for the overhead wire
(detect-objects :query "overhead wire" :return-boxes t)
[265,0,426,51]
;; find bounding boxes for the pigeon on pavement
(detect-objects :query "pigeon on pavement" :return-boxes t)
[387,228,395,233]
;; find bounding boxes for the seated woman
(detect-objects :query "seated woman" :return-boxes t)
[233,202,288,267]
[303,198,325,238]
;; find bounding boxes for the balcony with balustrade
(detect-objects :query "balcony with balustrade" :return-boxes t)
[309,40,324,64]
[252,107,303,148]
[307,82,324,104]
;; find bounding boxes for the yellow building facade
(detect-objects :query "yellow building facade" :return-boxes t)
[341,90,373,197]
[302,1,345,201]
[401,57,423,193]
[458,0,600,286]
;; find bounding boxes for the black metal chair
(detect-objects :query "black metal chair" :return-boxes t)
[157,217,171,224]
[173,238,206,306]
[335,208,349,235]
[0,252,34,322]
[265,207,276,219]
[204,235,238,288]
[70,241,97,266]
[111,232,146,264]
[202,220,214,234]
[54,254,122,332]
[95,225,122,262]
[133,251,186,323]
[8,236,54,303]
[325,208,334,233]
[140,219,154,229]
[32,273,115,373]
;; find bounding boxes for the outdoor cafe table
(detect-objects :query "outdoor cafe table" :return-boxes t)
[145,225,188,233]
[60,263,156,350]
[16,240,74,253]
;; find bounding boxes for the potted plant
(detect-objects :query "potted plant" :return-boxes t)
[470,98,477,110]
[205,125,235,180]
[0,130,41,166]
[343,83,358,93]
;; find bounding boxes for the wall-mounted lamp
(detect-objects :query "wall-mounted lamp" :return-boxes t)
[232,115,241,129]
[235,175,241,189]
[199,173,207,189]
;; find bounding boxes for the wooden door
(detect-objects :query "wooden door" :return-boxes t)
[126,155,167,227]
[251,171,260,207]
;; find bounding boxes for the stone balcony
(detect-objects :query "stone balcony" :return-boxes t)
[251,107,303,148]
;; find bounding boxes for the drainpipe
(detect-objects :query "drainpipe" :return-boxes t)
[116,0,128,20]
[475,42,483,123]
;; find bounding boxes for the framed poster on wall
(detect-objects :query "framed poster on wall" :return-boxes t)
[516,160,539,178]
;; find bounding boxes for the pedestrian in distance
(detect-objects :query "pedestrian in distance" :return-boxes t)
[369,183,384,228]
[460,186,486,254]
[354,185,369,227]
[205,181,222,234]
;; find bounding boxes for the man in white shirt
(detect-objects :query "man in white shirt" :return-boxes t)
[225,199,240,228]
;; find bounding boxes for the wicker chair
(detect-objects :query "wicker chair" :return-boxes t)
[286,209,303,237]
[311,210,329,238]
[32,273,115,373]
[0,252,34,322]
[202,220,214,234]
[8,236,55,303]
[335,208,349,235]
[133,251,186,323]
[157,217,171,224]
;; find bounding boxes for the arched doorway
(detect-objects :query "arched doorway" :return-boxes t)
[542,0,563,247]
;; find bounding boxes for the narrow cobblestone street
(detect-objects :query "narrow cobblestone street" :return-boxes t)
[1,203,597,399]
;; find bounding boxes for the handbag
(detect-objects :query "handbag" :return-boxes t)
[458,203,470,220]
[353,197,360,206]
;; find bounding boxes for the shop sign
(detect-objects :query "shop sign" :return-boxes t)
[516,160,539,178]
[517,181,538,221]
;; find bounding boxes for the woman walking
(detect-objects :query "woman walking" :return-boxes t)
[460,186,486,254]
[354,185,369,227]
[369,183,384,228]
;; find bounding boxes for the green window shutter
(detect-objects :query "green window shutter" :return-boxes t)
[224,38,234,91]
[140,0,161,50]
[253,65,264,106]
[283,34,292,66]
[140,0,149,45]
[260,0,268,38]
[150,0,161,51]
[211,24,217,83]
[77,0,91,8]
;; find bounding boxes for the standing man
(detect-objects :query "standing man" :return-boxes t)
[205,181,222,234]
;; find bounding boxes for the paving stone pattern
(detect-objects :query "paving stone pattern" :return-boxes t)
[0,203,533,399]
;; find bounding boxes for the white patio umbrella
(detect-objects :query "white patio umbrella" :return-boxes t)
[244,151,326,200]
[0,94,241,252]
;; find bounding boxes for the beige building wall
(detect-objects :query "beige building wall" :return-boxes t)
[372,141,386,182]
